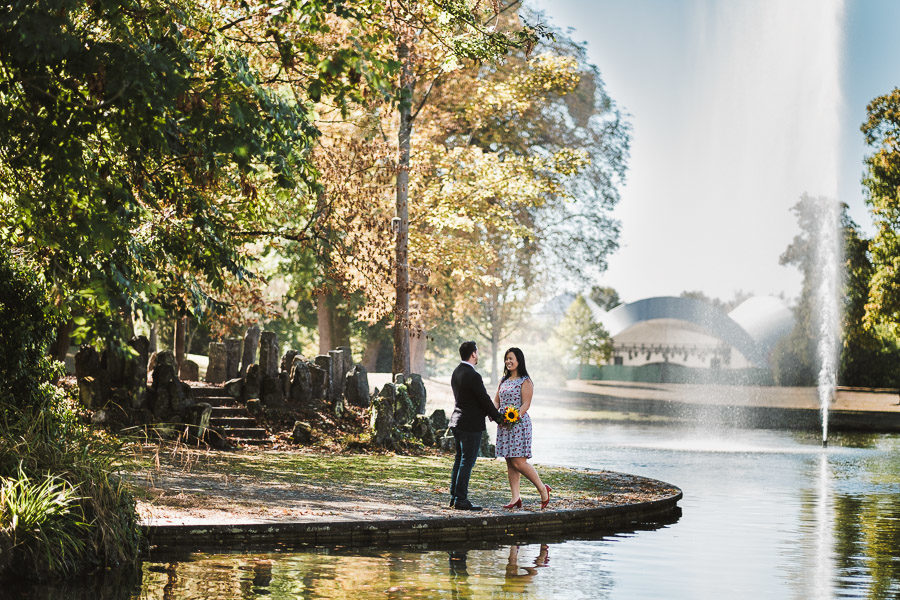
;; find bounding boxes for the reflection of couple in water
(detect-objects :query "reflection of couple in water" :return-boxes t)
[505,544,551,583]
[447,544,550,583]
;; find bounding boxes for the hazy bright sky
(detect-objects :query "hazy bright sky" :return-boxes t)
[528,0,900,303]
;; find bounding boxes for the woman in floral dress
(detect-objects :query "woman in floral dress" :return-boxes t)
[494,348,551,509]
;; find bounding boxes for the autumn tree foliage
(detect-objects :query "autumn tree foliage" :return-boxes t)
[415,32,630,379]
[1,0,628,380]
[296,4,629,378]
[373,0,547,375]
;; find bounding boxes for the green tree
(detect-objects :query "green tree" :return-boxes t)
[0,253,60,414]
[554,295,612,379]
[840,206,900,387]
[773,196,839,386]
[773,195,900,387]
[861,88,900,336]
[589,286,621,311]
[0,0,392,352]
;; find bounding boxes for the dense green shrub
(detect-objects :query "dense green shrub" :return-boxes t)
[838,333,900,389]
[0,252,140,580]
[0,251,61,413]
[0,466,87,576]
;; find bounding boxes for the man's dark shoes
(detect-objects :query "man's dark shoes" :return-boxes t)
[453,500,482,511]
[449,497,456,508]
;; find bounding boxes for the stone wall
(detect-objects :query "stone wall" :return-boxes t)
[368,373,435,450]
[74,343,212,442]
[74,335,149,418]
[74,325,437,452]
[216,331,371,421]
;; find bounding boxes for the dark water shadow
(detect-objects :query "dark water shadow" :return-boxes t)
[146,506,681,563]
[3,563,142,600]
[8,511,681,600]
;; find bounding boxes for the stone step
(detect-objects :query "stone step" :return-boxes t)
[195,396,238,407]
[190,386,228,398]
[221,427,268,440]
[210,417,257,428]
[210,406,247,418]
[229,437,269,446]
[202,430,268,447]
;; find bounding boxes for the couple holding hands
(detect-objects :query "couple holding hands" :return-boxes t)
[448,341,551,511]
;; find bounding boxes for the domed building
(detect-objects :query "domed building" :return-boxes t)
[584,295,795,384]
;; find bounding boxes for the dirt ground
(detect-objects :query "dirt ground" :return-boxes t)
[126,445,680,526]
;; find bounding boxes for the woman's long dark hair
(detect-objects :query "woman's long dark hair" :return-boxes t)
[501,347,530,382]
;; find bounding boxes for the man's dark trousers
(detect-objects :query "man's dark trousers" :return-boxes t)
[449,428,482,505]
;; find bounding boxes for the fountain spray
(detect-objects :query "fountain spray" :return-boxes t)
[814,198,842,448]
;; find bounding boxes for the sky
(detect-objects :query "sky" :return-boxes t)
[528,0,900,304]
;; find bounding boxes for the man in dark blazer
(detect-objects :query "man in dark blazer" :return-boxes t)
[448,340,503,510]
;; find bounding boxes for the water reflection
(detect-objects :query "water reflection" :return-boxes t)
[9,428,900,599]
[502,544,550,592]
[829,436,900,599]
[133,544,567,600]
[448,550,470,599]
[813,453,835,600]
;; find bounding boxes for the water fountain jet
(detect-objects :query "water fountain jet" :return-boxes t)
[813,198,842,448]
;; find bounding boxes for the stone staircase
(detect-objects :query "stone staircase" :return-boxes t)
[190,385,269,446]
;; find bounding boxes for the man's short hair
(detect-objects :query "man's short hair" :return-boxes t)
[459,341,477,361]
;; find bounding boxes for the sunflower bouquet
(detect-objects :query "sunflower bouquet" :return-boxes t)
[502,405,520,427]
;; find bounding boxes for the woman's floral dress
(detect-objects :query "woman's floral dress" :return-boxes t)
[495,376,533,458]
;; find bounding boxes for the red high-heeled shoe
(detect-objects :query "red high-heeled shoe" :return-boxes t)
[541,485,552,510]
[503,498,522,509]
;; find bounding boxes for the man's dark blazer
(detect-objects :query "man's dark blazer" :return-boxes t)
[449,362,503,432]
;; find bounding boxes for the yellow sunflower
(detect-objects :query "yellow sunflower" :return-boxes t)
[503,405,520,425]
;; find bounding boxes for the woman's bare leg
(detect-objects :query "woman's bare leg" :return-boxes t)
[509,457,548,502]
[505,458,521,500]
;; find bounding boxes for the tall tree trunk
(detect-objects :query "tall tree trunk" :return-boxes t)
[185,324,197,357]
[317,289,333,355]
[319,286,351,351]
[123,308,135,340]
[332,306,352,349]
[490,334,499,387]
[50,320,74,362]
[392,38,415,376]
[487,290,502,386]
[149,324,158,353]
[174,317,186,370]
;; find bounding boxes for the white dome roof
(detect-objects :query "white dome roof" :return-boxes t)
[728,296,795,353]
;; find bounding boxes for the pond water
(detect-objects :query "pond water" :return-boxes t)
[11,409,900,599]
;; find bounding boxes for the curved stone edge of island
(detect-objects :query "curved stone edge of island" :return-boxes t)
[142,481,683,552]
